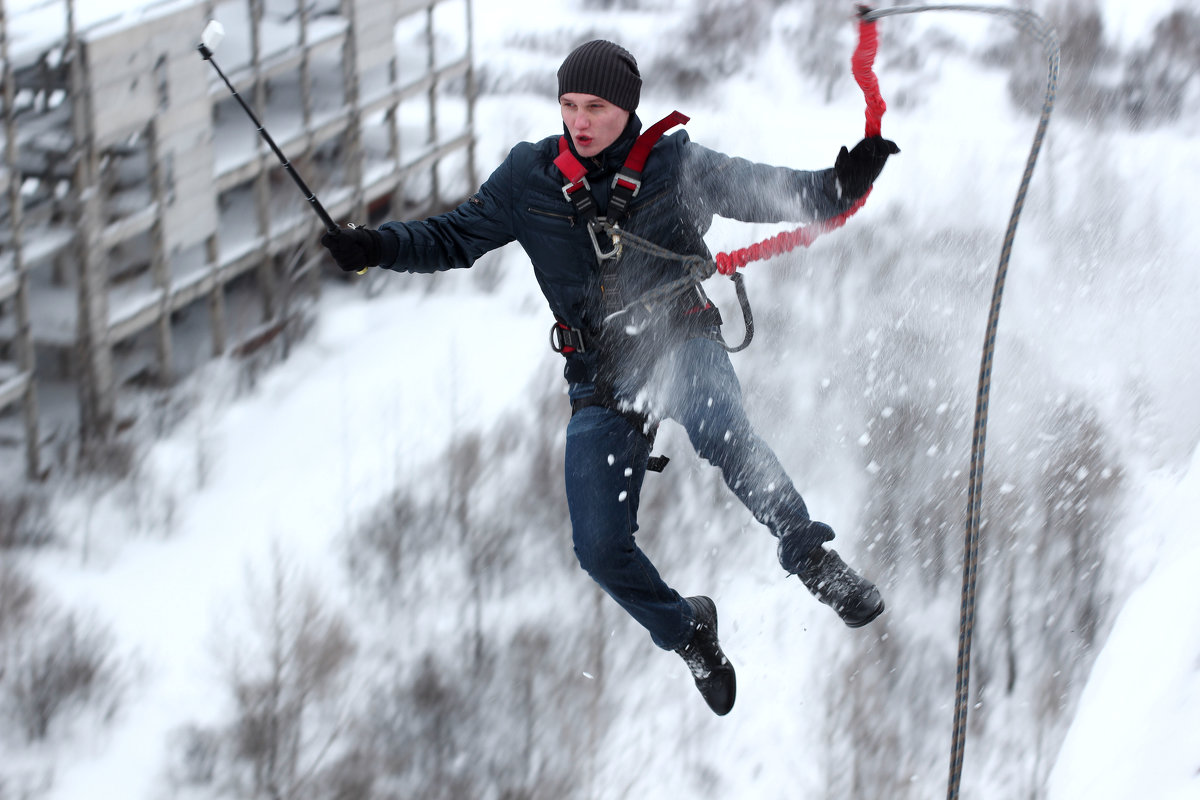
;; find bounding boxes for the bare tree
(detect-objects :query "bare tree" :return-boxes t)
[4,606,126,743]
[215,546,359,800]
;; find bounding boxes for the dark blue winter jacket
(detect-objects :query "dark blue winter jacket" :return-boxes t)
[376,114,855,385]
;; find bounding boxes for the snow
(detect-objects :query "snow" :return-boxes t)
[1101,0,1182,48]
[34,285,547,799]
[1049,448,1200,800]
[4,0,190,60]
[4,1,1200,799]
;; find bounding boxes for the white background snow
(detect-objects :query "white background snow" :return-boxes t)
[3,0,1199,798]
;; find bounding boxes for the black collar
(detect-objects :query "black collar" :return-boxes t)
[560,113,643,174]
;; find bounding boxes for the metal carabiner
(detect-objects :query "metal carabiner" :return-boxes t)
[587,218,622,261]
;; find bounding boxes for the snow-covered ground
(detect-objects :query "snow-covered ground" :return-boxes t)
[1048,446,1200,800]
[3,0,1199,798]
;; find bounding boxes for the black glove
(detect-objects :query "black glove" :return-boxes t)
[321,225,383,272]
[834,136,900,200]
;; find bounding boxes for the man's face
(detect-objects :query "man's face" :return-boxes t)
[560,93,630,158]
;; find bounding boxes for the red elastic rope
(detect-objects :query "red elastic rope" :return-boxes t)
[713,13,885,274]
[715,190,871,276]
[852,13,886,137]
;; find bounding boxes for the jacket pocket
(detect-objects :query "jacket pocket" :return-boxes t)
[525,185,578,234]
[526,205,577,230]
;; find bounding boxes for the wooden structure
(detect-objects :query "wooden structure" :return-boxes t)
[0,0,477,478]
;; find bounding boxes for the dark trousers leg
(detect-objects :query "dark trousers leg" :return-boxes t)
[653,336,833,566]
[564,404,692,650]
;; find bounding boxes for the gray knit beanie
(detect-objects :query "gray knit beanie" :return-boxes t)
[557,40,642,111]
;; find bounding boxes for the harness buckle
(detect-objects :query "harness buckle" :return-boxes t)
[561,176,590,202]
[611,173,642,197]
[550,321,588,354]
[603,300,653,336]
[588,218,622,261]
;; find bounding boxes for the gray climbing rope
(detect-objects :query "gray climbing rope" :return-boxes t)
[858,6,1060,799]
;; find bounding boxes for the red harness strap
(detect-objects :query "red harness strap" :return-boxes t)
[554,111,690,226]
[554,141,597,218]
[611,110,690,198]
[554,141,589,188]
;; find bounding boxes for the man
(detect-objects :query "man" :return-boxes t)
[323,40,897,716]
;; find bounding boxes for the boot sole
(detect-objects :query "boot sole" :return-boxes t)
[844,598,886,628]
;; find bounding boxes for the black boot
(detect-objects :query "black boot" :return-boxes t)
[797,547,885,628]
[674,596,736,716]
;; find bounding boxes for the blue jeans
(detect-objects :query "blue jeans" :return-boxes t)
[564,336,832,650]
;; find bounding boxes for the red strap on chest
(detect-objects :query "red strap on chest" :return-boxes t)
[554,139,589,186]
[623,110,689,173]
[553,110,690,191]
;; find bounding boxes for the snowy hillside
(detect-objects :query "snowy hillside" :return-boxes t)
[2,1,1199,799]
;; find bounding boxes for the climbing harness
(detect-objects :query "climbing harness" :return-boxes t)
[549,282,726,356]
[553,113,698,474]
[555,111,690,313]
[595,226,755,352]
[553,109,752,354]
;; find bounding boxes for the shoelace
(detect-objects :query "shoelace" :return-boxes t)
[679,643,713,680]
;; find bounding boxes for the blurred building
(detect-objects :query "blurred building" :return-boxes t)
[0,0,477,479]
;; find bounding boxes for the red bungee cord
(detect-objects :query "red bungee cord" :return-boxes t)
[853,5,887,137]
[714,7,886,276]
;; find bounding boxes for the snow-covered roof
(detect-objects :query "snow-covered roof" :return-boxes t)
[4,0,198,66]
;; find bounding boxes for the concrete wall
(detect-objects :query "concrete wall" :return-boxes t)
[0,0,476,478]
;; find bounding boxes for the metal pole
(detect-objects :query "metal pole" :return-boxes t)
[197,38,339,233]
